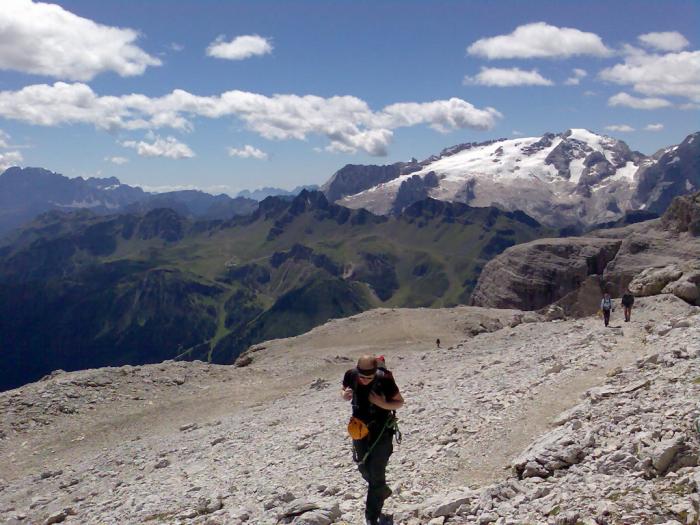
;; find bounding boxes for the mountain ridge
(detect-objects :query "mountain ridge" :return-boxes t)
[329,129,700,230]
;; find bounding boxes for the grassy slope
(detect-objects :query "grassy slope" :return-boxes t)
[0,197,552,388]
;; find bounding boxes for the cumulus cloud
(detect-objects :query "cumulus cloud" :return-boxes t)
[608,92,672,110]
[565,68,587,85]
[605,124,635,133]
[207,35,273,60]
[467,22,610,59]
[121,135,195,159]
[644,123,664,131]
[463,67,553,87]
[638,31,689,52]
[105,156,129,165]
[0,129,10,148]
[228,145,268,159]
[0,0,161,81]
[0,83,501,156]
[600,51,700,103]
[0,150,23,172]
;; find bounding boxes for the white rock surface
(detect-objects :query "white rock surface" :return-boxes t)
[0,297,699,524]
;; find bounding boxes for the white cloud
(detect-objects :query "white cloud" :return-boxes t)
[467,22,610,59]
[608,91,673,110]
[679,102,700,110]
[228,145,268,160]
[644,123,664,131]
[0,129,10,148]
[105,156,129,165]
[512,130,524,136]
[0,0,161,81]
[207,35,272,60]
[0,150,23,172]
[463,67,553,87]
[121,135,195,159]
[0,82,502,156]
[564,68,587,85]
[600,50,700,103]
[605,124,635,133]
[638,31,689,52]
[170,43,184,52]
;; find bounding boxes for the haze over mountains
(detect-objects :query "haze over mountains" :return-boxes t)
[0,167,258,237]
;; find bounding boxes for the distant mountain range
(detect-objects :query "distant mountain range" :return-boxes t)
[325,129,700,232]
[236,185,319,201]
[0,191,552,391]
[0,167,265,237]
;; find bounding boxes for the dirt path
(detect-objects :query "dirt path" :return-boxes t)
[453,320,645,486]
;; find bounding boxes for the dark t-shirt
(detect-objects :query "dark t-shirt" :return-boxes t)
[343,368,399,425]
[622,293,634,307]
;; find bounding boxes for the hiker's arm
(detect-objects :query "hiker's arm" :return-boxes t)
[341,386,353,401]
[369,391,404,410]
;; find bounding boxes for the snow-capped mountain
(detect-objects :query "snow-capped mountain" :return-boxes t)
[330,129,700,229]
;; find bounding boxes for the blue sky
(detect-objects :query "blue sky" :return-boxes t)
[0,0,698,195]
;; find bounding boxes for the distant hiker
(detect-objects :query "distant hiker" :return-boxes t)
[342,355,404,525]
[436,338,441,348]
[600,292,614,327]
[621,290,635,322]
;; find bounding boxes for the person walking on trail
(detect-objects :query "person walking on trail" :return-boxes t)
[600,292,614,327]
[342,355,404,525]
[621,290,635,322]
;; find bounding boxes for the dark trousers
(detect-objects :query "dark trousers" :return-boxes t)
[603,309,610,326]
[624,306,632,322]
[353,429,393,521]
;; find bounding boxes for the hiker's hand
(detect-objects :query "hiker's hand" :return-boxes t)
[342,387,353,401]
[369,391,386,408]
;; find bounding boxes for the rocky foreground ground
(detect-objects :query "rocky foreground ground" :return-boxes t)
[1,296,699,525]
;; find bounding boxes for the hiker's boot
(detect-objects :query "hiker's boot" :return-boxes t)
[378,514,394,525]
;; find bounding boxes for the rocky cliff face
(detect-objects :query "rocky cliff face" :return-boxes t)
[472,191,700,312]
[470,238,621,311]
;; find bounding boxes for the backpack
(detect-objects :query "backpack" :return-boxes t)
[602,297,612,311]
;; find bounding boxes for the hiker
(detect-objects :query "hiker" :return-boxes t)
[600,292,614,327]
[342,355,404,525]
[621,289,635,322]
[436,338,441,348]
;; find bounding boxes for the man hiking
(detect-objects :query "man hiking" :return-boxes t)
[342,355,404,525]
[600,292,614,327]
[621,289,635,322]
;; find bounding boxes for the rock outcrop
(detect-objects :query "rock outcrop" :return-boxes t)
[472,191,700,312]
[470,238,621,310]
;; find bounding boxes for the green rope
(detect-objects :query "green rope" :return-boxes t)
[359,416,400,465]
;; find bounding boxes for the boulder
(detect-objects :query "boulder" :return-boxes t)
[662,270,700,305]
[422,489,476,517]
[628,265,683,296]
[512,425,595,479]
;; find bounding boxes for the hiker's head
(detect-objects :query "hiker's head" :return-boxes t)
[357,355,377,384]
